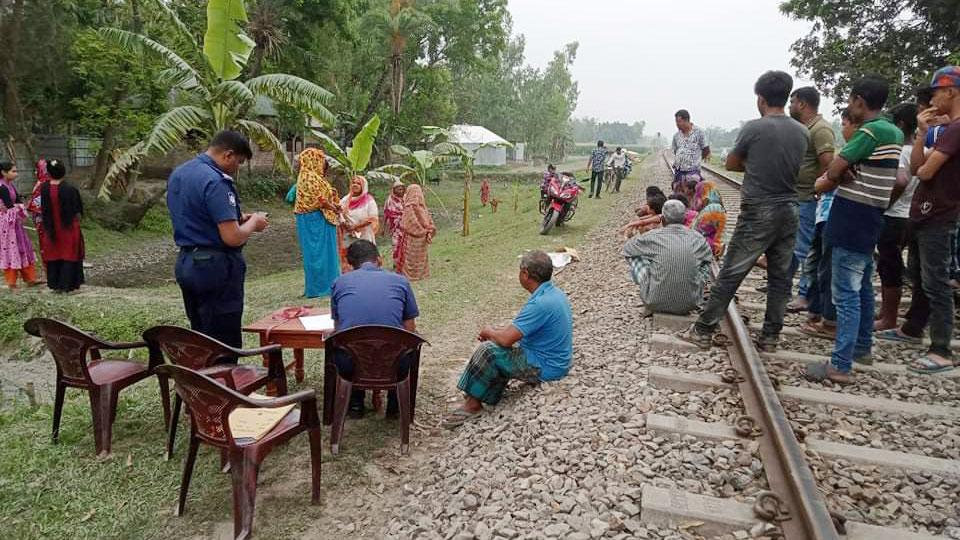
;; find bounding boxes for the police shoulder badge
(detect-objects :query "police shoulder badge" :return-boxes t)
[228,192,237,207]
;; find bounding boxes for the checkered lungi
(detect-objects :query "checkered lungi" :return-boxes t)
[457,341,541,405]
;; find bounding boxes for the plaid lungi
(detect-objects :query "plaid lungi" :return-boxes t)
[457,341,541,405]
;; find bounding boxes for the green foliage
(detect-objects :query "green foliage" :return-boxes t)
[236,172,293,201]
[780,0,960,107]
[204,0,256,81]
[571,118,645,144]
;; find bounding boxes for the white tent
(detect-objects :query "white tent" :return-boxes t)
[448,124,510,166]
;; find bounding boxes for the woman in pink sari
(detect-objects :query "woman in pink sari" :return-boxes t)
[0,161,38,288]
[383,180,406,272]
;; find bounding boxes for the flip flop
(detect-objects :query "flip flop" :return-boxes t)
[875,329,922,345]
[799,321,834,340]
[804,361,852,385]
[441,408,481,429]
[907,355,955,375]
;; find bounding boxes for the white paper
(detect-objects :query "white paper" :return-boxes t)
[299,314,335,332]
[547,252,573,269]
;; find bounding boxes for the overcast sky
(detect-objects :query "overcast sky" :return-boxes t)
[508,0,818,138]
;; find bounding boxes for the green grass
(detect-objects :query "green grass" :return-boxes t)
[0,157,646,539]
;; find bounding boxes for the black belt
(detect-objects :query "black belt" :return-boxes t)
[179,245,242,254]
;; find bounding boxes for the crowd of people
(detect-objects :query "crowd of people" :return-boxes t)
[0,158,86,293]
[621,65,960,383]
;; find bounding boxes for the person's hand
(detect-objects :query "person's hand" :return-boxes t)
[477,326,491,341]
[240,212,252,224]
[917,107,949,132]
[249,212,269,232]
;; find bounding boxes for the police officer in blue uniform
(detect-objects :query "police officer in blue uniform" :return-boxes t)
[167,131,269,347]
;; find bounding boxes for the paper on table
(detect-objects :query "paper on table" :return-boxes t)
[299,314,335,332]
[228,394,296,441]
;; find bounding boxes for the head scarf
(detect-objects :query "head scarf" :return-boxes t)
[346,175,373,210]
[400,184,435,237]
[693,181,724,212]
[294,148,338,224]
[28,160,53,218]
[384,180,406,230]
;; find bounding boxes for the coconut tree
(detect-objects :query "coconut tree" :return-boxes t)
[98,0,335,199]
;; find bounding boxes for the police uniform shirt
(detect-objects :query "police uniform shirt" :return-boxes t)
[167,153,242,248]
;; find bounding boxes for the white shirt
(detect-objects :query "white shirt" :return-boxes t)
[610,152,627,167]
[885,145,919,219]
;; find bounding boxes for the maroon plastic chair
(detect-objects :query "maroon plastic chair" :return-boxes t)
[156,364,321,540]
[24,317,169,457]
[323,325,427,455]
[143,325,288,460]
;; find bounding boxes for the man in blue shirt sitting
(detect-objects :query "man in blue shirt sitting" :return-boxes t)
[443,250,574,429]
[330,240,419,418]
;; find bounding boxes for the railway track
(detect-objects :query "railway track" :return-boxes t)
[644,153,959,540]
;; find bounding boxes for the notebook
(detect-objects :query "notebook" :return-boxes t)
[228,394,296,441]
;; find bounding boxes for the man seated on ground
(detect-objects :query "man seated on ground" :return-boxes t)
[624,200,714,315]
[622,192,667,237]
[330,240,419,418]
[442,250,573,428]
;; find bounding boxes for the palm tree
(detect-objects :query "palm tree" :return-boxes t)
[98,0,335,199]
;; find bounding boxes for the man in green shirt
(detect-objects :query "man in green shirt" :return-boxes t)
[787,87,836,312]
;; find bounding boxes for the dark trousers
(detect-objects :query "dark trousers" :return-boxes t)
[589,170,604,197]
[877,215,908,288]
[696,202,799,337]
[803,222,835,321]
[333,350,412,412]
[175,249,246,348]
[901,221,956,358]
[613,167,625,192]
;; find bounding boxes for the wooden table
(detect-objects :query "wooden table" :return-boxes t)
[242,307,331,383]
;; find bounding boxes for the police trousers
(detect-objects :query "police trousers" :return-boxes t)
[175,248,246,347]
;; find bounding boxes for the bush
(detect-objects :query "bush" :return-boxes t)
[237,173,293,202]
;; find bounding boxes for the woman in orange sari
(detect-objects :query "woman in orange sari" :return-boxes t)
[400,184,435,281]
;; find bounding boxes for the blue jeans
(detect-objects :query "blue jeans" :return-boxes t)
[696,202,798,337]
[787,200,817,297]
[804,223,835,321]
[830,247,875,373]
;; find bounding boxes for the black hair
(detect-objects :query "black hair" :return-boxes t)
[46,159,66,179]
[669,193,689,208]
[648,192,667,214]
[850,76,889,110]
[616,146,623,152]
[645,185,664,197]
[597,140,604,147]
[346,240,379,269]
[889,102,919,136]
[684,179,699,193]
[754,70,793,108]
[547,164,556,171]
[675,109,690,121]
[840,107,851,120]
[916,87,934,108]
[209,130,254,159]
[0,161,13,174]
[790,86,820,109]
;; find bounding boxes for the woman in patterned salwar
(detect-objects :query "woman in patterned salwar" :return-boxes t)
[382,180,406,271]
[691,180,727,258]
[0,162,38,288]
[294,148,342,297]
[400,184,435,281]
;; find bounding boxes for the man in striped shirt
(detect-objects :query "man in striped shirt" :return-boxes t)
[623,200,713,315]
[806,77,903,384]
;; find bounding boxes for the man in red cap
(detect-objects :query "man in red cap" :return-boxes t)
[879,66,960,374]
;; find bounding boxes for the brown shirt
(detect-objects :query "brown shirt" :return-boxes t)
[911,119,960,225]
[796,115,836,201]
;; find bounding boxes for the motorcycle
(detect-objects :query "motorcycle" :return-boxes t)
[539,174,582,235]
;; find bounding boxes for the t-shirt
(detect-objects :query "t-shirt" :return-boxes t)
[911,119,960,225]
[610,152,627,167]
[511,281,573,381]
[672,126,708,172]
[589,148,607,172]
[885,145,919,219]
[826,116,903,253]
[330,263,419,330]
[732,115,810,205]
[167,154,242,248]
[796,115,837,201]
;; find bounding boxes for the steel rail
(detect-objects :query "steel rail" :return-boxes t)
[660,152,839,540]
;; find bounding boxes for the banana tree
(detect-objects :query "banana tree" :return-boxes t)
[311,114,415,186]
[98,0,335,199]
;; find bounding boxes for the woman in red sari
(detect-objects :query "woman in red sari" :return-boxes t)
[39,160,85,293]
[27,159,52,271]
[382,180,406,271]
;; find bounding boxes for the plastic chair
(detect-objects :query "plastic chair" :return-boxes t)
[156,364,321,540]
[23,317,168,457]
[323,325,427,455]
[143,325,288,460]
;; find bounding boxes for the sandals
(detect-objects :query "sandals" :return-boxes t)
[799,321,835,340]
[441,408,481,429]
[875,329,922,345]
[907,355,955,375]
[804,361,852,385]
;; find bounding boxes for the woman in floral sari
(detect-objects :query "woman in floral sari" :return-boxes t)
[294,148,342,297]
[400,184,435,281]
[0,162,38,288]
[382,180,406,272]
[691,180,727,258]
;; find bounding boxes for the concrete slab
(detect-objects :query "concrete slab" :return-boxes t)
[640,486,948,540]
[649,333,702,354]
[779,386,960,419]
[761,350,960,379]
[645,413,736,441]
[651,313,697,331]
[647,366,726,392]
